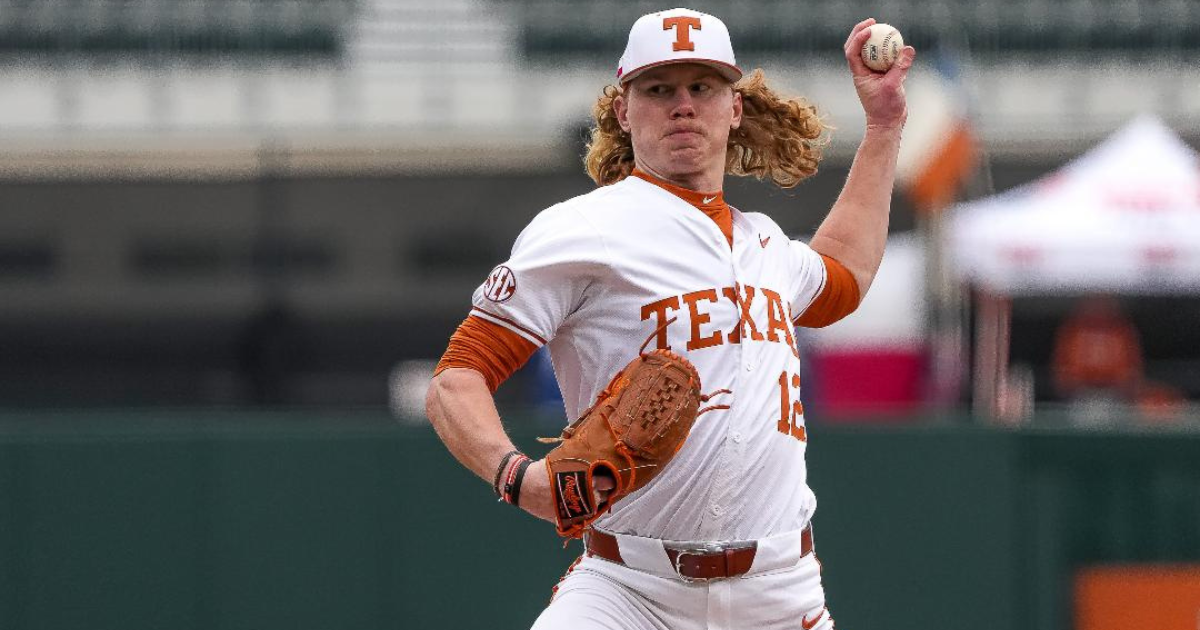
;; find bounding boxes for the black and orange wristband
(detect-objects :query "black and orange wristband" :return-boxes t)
[507,457,533,508]
[492,450,521,498]
[497,454,531,506]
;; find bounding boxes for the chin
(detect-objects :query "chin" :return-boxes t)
[666,148,708,167]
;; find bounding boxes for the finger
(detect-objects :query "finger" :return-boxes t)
[591,470,616,506]
[592,489,612,507]
[886,46,917,80]
[843,17,876,50]
[594,474,615,492]
[844,27,874,74]
[847,26,874,54]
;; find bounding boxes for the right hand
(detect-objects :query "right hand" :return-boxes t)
[843,17,915,130]
[519,459,616,524]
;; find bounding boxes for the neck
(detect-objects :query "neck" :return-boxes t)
[634,159,724,193]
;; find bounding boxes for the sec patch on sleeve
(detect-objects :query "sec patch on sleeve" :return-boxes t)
[483,265,518,302]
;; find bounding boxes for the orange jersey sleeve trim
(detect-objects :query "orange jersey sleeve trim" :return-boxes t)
[470,306,547,345]
[794,255,862,328]
[434,314,539,392]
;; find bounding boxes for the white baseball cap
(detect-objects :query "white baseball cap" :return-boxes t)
[617,8,742,84]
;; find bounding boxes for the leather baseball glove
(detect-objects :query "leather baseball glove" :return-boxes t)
[540,348,724,539]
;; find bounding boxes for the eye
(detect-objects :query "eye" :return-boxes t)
[646,83,670,96]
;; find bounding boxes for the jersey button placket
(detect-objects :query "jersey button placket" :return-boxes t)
[703,255,747,535]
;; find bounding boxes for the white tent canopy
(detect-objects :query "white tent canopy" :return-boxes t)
[951,116,1200,295]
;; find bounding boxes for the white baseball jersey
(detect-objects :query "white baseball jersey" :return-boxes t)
[471,175,830,543]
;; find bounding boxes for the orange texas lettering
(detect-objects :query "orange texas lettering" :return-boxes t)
[641,285,799,359]
[721,284,764,344]
[682,289,722,351]
[760,287,798,351]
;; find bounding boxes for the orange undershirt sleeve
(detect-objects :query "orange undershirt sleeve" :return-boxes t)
[434,315,540,392]
[794,255,862,328]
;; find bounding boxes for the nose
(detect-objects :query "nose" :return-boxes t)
[670,90,696,119]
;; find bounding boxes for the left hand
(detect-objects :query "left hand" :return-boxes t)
[843,18,916,130]
[592,470,616,507]
[517,460,616,524]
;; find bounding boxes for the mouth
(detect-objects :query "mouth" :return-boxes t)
[665,129,703,140]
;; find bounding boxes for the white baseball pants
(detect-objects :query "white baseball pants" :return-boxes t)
[531,527,834,630]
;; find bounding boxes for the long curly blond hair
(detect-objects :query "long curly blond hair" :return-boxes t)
[584,69,829,189]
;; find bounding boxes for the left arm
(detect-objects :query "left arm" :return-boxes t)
[808,18,916,298]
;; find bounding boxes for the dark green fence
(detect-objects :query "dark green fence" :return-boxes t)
[1,411,1197,630]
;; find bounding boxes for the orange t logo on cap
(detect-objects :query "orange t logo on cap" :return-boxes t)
[663,16,701,51]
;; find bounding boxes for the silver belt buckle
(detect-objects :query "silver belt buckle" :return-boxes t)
[671,542,725,583]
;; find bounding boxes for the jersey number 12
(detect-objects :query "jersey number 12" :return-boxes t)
[777,371,807,442]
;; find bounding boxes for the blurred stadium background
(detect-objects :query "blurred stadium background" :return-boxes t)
[1,1,1198,629]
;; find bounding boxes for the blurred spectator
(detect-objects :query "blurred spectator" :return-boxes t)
[1134,381,1187,424]
[1051,296,1143,402]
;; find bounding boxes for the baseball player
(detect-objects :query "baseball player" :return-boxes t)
[426,8,914,630]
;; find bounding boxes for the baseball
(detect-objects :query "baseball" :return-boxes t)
[861,23,904,72]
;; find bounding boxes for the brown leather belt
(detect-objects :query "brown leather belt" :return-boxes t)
[585,525,813,582]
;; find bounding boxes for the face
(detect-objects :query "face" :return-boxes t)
[614,63,742,187]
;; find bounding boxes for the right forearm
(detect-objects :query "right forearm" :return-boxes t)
[425,367,557,522]
[424,367,518,484]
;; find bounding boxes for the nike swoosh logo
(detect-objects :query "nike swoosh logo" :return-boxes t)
[702,195,717,204]
[759,235,771,248]
[801,608,826,629]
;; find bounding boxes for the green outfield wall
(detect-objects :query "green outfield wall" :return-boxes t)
[1,411,1197,630]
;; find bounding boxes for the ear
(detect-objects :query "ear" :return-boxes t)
[614,90,632,133]
[730,89,743,130]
